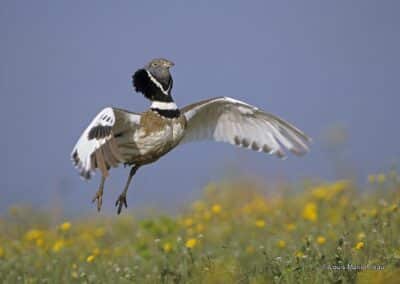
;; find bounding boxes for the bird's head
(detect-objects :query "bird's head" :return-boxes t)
[132,58,175,102]
[145,58,174,76]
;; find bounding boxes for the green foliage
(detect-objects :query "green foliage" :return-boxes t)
[0,173,399,283]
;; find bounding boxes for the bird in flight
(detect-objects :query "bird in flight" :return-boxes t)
[71,58,311,214]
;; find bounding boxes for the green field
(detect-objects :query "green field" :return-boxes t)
[1,173,399,283]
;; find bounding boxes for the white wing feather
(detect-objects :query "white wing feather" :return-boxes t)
[180,97,311,158]
[71,107,140,179]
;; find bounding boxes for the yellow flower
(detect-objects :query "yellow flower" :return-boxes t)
[357,232,366,240]
[242,198,269,215]
[59,222,71,232]
[295,251,305,258]
[255,219,265,228]
[163,242,172,253]
[246,245,255,254]
[368,175,376,184]
[311,186,329,200]
[277,240,286,248]
[355,242,364,250]
[211,204,222,214]
[311,180,349,201]
[192,201,206,212]
[52,240,65,252]
[369,209,378,217]
[203,210,212,221]
[185,238,197,249]
[71,271,79,279]
[0,246,4,258]
[35,238,44,247]
[377,174,386,184]
[196,223,205,233]
[184,218,193,227]
[330,180,349,194]
[25,229,44,241]
[389,204,398,212]
[286,223,296,231]
[316,236,326,245]
[302,202,318,222]
[86,255,95,263]
[92,248,100,256]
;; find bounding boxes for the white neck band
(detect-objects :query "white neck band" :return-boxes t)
[151,101,178,110]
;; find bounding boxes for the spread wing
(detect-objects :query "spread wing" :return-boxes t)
[71,107,140,180]
[180,97,311,158]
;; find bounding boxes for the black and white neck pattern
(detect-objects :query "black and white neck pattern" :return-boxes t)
[132,69,173,102]
[133,67,180,118]
[150,101,180,118]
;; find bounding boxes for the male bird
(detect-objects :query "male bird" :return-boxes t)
[71,58,311,214]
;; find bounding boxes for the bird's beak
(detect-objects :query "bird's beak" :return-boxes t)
[164,61,175,68]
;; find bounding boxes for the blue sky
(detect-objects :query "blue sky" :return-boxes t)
[1,1,399,213]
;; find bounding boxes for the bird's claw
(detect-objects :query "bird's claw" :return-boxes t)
[115,194,128,214]
[92,190,103,212]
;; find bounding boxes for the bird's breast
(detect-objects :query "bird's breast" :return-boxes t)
[128,113,186,163]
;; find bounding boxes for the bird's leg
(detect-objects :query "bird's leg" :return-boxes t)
[115,165,140,214]
[92,175,106,212]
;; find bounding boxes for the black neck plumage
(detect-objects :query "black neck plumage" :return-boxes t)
[132,68,174,102]
[151,108,181,118]
[133,68,181,118]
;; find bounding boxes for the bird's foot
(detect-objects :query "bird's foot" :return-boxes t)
[115,193,128,215]
[92,189,103,212]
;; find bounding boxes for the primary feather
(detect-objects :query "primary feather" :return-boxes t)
[180,97,311,158]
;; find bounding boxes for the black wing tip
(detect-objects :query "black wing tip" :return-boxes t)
[80,170,92,180]
[71,150,79,165]
[76,165,92,181]
[71,149,92,180]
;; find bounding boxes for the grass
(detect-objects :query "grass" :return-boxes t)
[0,173,400,283]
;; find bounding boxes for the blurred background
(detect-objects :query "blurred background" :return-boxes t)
[1,1,399,214]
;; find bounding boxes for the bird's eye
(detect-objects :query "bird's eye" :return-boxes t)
[152,62,158,67]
